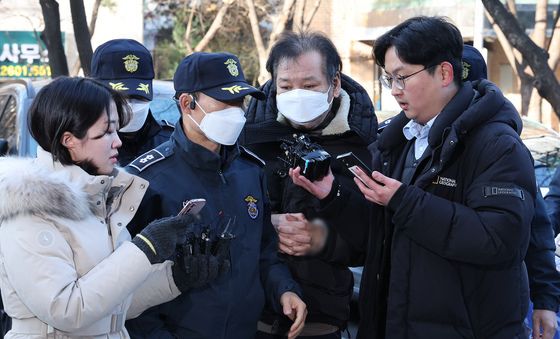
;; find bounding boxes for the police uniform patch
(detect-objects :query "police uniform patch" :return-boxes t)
[128,149,165,172]
[245,195,259,219]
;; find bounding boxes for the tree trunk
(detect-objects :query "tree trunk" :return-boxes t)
[39,0,69,77]
[548,4,560,71]
[71,0,102,75]
[246,0,297,84]
[70,0,93,76]
[528,0,548,119]
[483,0,560,119]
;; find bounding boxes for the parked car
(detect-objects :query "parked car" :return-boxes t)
[0,78,179,157]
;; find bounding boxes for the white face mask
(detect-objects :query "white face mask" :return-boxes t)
[276,85,333,124]
[120,98,150,133]
[188,101,246,145]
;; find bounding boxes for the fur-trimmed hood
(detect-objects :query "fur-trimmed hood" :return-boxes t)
[0,156,92,222]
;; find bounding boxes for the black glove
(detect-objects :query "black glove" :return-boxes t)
[132,214,194,264]
[171,233,233,292]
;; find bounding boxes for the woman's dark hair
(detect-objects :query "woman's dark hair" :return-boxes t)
[266,31,342,83]
[28,76,130,165]
[373,16,464,85]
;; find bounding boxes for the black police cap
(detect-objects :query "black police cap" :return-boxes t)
[462,44,488,82]
[173,52,265,101]
[91,39,154,100]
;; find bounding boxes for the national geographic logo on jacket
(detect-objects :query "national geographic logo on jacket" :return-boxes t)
[432,176,457,188]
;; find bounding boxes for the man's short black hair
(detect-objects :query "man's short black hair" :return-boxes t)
[266,31,342,83]
[373,16,464,85]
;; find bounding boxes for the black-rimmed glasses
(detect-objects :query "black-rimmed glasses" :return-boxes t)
[379,64,438,90]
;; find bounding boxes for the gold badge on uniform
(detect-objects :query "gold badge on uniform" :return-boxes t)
[224,58,239,77]
[244,195,259,219]
[123,54,140,73]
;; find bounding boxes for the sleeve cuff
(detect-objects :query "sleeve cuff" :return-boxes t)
[319,179,341,209]
[387,183,408,212]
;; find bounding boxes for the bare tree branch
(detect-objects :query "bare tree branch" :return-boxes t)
[303,0,321,31]
[184,6,195,54]
[483,0,560,117]
[89,0,102,37]
[193,0,234,52]
[267,0,296,52]
[245,0,268,83]
[548,2,560,70]
[293,0,305,30]
[484,10,521,76]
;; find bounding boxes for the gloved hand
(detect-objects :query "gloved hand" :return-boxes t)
[171,233,233,292]
[132,214,194,264]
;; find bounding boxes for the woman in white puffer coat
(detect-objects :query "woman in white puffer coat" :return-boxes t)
[0,77,191,339]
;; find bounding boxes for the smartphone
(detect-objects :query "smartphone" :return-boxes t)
[336,152,373,187]
[178,198,206,216]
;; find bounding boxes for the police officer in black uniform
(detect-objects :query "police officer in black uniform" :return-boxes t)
[125,52,308,339]
[90,38,174,165]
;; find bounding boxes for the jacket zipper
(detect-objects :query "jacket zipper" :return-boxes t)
[218,169,227,184]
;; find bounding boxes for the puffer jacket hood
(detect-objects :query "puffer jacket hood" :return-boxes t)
[0,156,92,222]
[241,73,377,145]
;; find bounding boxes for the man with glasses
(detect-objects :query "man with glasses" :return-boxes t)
[287,16,536,338]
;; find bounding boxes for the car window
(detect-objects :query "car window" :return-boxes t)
[0,94,18,154]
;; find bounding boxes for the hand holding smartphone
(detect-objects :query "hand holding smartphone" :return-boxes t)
[336,152,374,188]
[178,198,206,216]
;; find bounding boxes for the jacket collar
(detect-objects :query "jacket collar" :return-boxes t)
[379,82,474,152]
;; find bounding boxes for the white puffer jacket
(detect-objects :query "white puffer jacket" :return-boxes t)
[0,148,180,339]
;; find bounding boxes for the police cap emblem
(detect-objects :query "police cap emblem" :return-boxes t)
[224,58,239,77]
[123,54,140,73]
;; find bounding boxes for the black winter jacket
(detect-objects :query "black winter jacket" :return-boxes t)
[240,74,377,329]
[125,122,300,339]
[320,80,536,339]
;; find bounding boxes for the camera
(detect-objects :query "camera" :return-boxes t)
[277,134,331,181]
